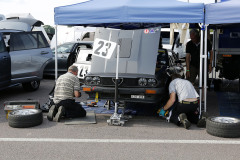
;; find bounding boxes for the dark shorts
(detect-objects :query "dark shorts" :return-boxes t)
[169,101,199,126]
[56,99,86,118]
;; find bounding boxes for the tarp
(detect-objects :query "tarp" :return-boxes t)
[205,0,240,24]
[54,0,204,28]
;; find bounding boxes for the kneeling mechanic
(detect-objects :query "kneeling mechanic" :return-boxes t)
[47,65,86,122]
[159,73,206,129]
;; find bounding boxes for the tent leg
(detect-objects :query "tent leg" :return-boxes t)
[204,25,208,113]
[199,24,204,117]
[55,25,58,81]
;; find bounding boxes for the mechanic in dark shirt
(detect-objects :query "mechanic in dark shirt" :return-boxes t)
[185,29,213,84]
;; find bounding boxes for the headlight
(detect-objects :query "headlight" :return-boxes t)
[85,76,93,84]
[92,76,101,85]
[148,78,157,87]
[138,78,147,86]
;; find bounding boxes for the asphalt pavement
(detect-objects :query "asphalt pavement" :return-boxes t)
[0,78,240,160]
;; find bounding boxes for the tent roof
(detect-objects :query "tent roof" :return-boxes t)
[54,0,204,28]
[205,0,240,25]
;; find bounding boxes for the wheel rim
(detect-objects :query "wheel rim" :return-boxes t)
[11,109,38,115]
[211,117,240,124]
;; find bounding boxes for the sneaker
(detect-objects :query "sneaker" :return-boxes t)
[47,105,57,121]
[53,106,65,122]
[179,113,191,129]
[197,112,208,128]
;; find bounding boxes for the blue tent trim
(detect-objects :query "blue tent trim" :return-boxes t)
[205,0,240,24]
[54,0,204,28]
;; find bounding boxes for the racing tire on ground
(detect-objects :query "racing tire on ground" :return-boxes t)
[8,109,43,128]
[22,80,40,91]
[206,116,240,138]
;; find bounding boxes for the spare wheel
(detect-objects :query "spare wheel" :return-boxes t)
[206,116,240,138]
[8,109,43,128]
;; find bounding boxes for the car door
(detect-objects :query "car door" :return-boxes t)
[55,42,76,72]
[0,33,11,88]
[9,31,52,82]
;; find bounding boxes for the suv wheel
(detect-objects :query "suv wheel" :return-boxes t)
[22,80,40,91]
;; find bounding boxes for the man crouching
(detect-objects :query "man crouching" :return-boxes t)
[47,65,86,122]
[159,73,206,129]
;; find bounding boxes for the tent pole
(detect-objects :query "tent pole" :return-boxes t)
[55,25,58,81]
[213,29,216,79]
[204,25,208,112]
[199,24,204,115]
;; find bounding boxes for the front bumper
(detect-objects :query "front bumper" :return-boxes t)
[82,85,167,103]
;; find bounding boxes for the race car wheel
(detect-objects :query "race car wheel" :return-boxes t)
[8,109,43,128]
[206,116,240,138]
[22,80,40,91]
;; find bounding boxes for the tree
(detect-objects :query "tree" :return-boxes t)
[43,25,55,40]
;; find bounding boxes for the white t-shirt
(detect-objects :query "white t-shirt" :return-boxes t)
[168,78,199,102]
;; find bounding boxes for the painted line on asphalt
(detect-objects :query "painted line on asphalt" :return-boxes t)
[0,138,240,144]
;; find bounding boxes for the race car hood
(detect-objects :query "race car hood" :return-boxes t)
[90,27,161,76]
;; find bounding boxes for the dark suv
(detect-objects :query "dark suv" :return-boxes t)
[0,33,11,89]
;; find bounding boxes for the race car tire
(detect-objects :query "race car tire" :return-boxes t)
[206,116,240,138]
[8,109,43,128]
[22,80,40,91]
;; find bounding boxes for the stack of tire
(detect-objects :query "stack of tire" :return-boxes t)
[206,116,240,138]
[8,109,43,128]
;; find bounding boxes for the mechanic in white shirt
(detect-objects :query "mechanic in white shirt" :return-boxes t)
[159,73,206,129]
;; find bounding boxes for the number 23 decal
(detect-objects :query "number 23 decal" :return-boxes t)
[78,65,91,79]
[94,41,111,56]
[93,38,117,59]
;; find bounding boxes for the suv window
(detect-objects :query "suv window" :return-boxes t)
[38,33,50,48]
[10,31,49,51]
[0,35,7,53]
[22,33,38,49]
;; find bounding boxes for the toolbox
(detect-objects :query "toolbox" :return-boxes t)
[4,100,40,119]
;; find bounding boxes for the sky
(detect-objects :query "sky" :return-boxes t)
[0,0,87,26]
[0,0,217,26]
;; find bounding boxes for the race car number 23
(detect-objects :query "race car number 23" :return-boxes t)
[78,64,91,79]
[93,38,117,59]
